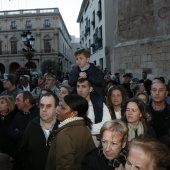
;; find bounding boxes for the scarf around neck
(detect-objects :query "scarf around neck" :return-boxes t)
[128,121,144,141]
[99,147,127,168]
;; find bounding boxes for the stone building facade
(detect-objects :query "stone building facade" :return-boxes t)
[112,0,170,82]
[0,8,74,76]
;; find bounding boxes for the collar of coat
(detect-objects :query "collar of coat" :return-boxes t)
[51,119,85,137]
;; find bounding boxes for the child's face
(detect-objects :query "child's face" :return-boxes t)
[76,53,90,68]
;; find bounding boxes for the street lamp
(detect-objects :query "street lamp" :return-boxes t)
[21,30,35,61]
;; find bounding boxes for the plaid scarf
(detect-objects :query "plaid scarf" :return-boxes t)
[99,147,127,168]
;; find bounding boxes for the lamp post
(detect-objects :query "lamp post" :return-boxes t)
[21,30,35,61]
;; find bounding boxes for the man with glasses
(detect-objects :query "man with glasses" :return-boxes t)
[1,74,22,99]
[45,73,59,97]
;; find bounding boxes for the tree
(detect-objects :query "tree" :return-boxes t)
[41,59,59,75]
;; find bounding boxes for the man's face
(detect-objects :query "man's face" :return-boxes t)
[130,80,137,90]
[19,76,27,85]
[123,76,131,84]
[77,80,93,100]
[38,78,45,87]
[15,93,25,111]
[102,130,126,160]
[3,79,13,90]
[142,73,147,79]
[125,147,154,170]
[45,77,55,89]
[76,54,90,68]
[39,95,57,123]
[151,82,168,103]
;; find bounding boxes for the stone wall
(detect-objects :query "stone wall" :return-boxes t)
[113,0,170,82]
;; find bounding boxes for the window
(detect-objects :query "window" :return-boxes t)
[11,21,17,29]
[91,11,95,29]
[44,40,51,52]
[26,20,32,28]
[44,19,50,28]
[97,0,102,20]
[11,41,17,54]
[44,35,51,53]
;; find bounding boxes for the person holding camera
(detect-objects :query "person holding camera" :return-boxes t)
[82,120,128,170]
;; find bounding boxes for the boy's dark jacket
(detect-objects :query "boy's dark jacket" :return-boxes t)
[68,63,106,102]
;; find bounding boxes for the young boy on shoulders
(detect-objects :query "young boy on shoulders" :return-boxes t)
[68,48,106,102]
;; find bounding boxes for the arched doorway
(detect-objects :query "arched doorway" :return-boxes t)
[9,62,20,74]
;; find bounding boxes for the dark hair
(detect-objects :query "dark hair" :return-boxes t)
[6,74,18,86]
[20,91,35,105]
[64,94,92,129]
[159,76,165,84]
[74,48,90,58]
[77,78,92,87]
[142,71,147,75]
[41,88,53,94]
[40,92,59,107]
[106,85,128,119]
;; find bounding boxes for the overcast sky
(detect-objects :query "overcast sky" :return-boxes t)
[0,0,83,37]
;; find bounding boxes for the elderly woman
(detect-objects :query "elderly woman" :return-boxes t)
[125,136,170,170]
[82,120,128,170]
[45,94,95,170]
[106,85,128,120]
[0,96,16,155]
[124,98,155,142]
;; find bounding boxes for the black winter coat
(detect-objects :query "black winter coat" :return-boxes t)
[19,117,58,170]
[68,63,106,102]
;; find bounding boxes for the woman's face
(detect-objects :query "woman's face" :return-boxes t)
[126,102,142,126]
[0,99,8,112]
[59,87,70,102]
[137,94,148,103]
[125,147,154,170]
[101,130,126,160]
[56,100,73,122]
[111,89,123,107]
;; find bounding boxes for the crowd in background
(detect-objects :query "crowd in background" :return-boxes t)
[0,48,170,170]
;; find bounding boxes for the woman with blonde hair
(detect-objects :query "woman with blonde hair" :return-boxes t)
[0,96,16,155]
[83,120,128,170]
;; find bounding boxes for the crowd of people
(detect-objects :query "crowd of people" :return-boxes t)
[0,48,170,170]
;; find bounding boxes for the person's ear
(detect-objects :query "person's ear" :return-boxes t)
[24,99,29,104]
[72,111,78,117]
[87,57,90,63]
[89,86,93,92]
